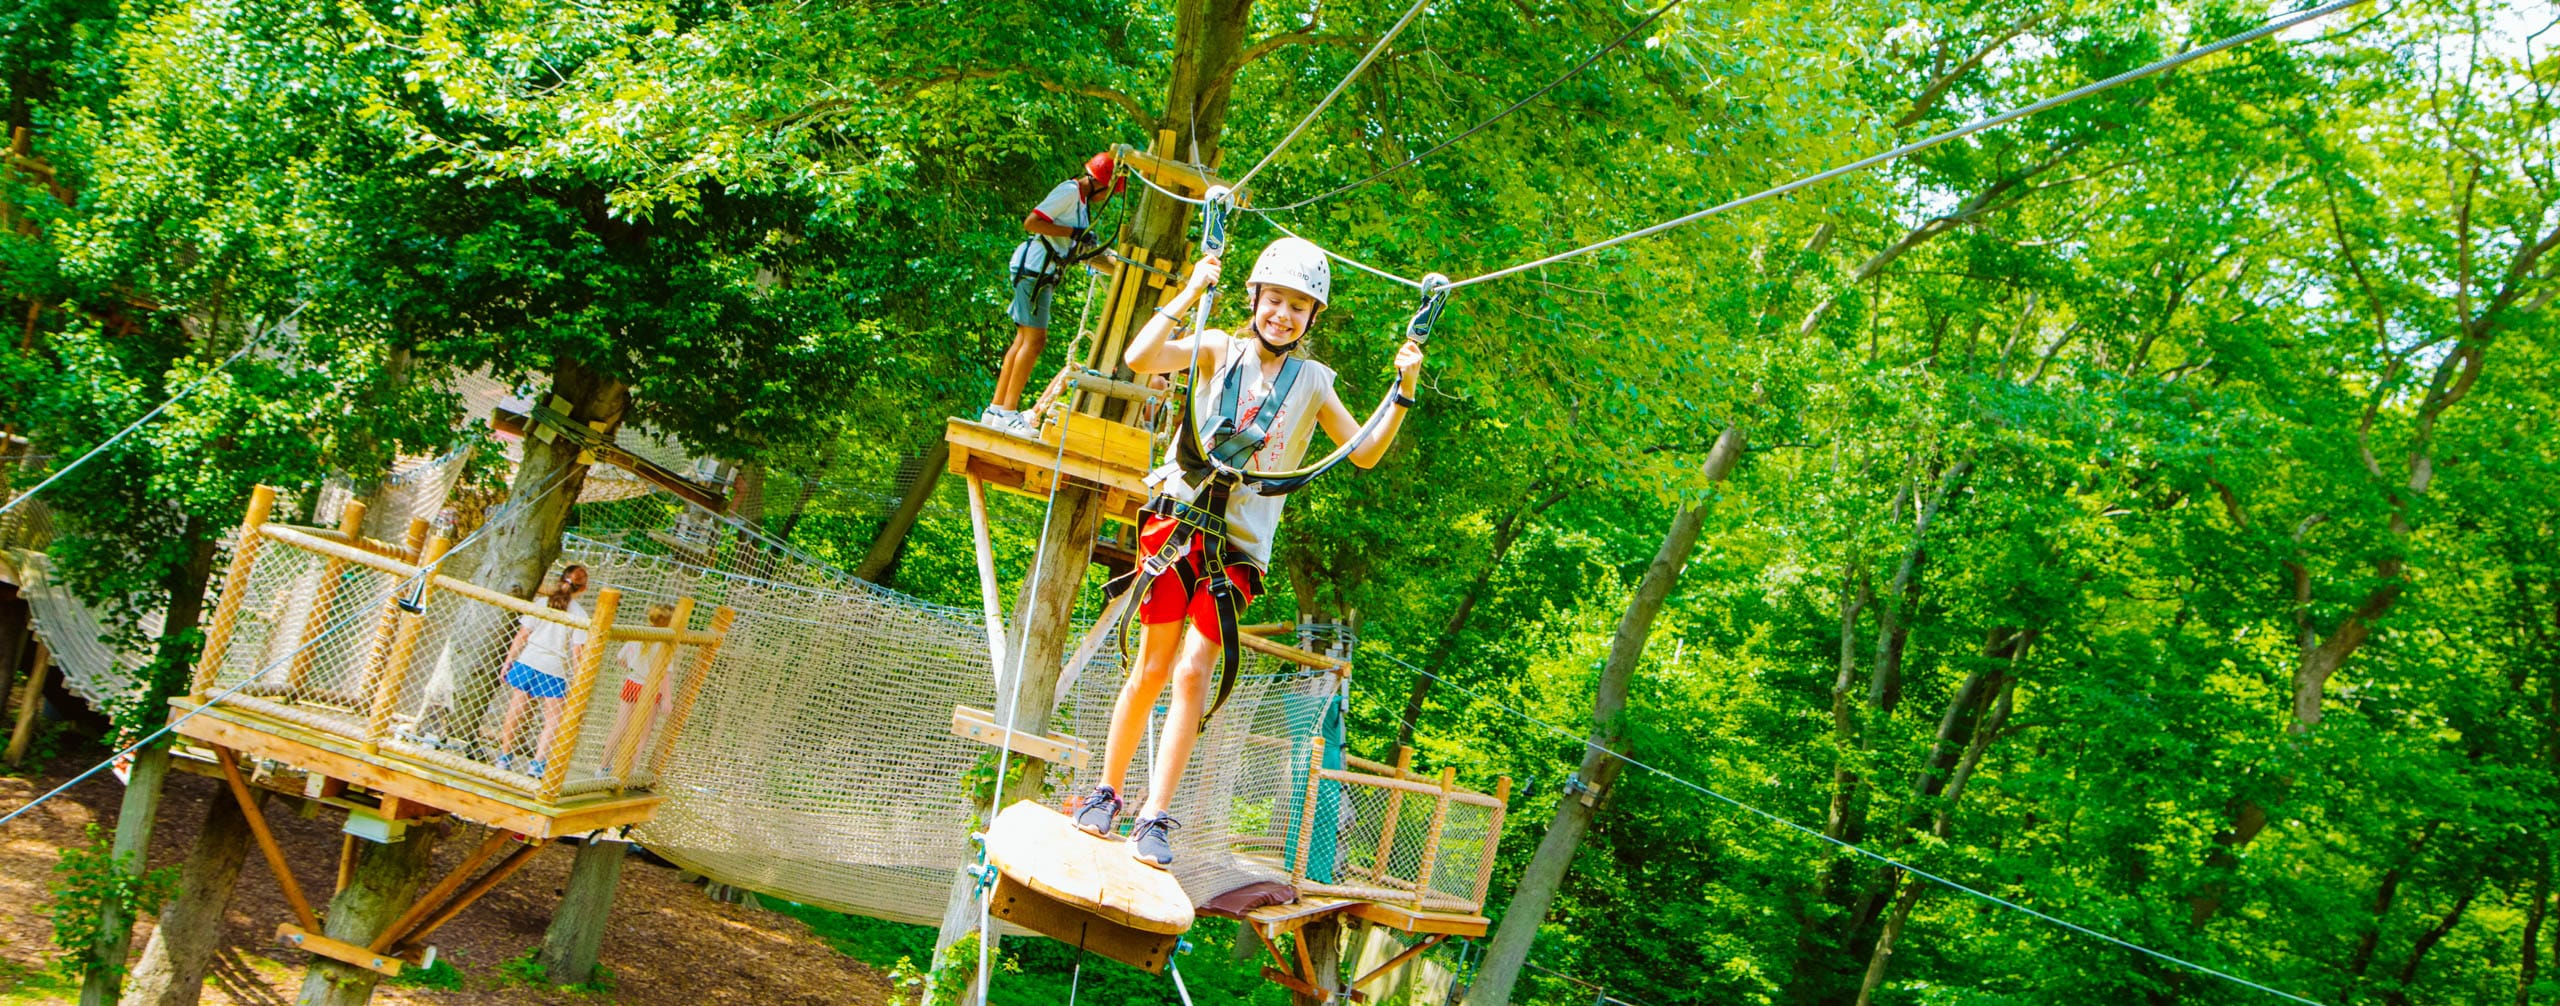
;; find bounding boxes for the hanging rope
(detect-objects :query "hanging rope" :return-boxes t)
[1252,0,1686,213]
[1228,0,1435,197]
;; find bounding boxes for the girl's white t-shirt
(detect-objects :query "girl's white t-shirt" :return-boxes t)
[618,641,671,687]
[1146,334,1336,568]
[517,599,588,678]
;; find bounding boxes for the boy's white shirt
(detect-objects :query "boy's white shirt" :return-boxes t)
[1143,332,1337,568]
[1009,180,1088,273]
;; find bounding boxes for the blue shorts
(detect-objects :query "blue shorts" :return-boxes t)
[1008,275,1055,329]
[506,661,567,699]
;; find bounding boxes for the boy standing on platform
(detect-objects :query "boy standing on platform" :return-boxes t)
[985,151,1122,432]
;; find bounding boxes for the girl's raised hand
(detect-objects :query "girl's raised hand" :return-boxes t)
[1394,340,1425,388]
[1188,255,1222,291]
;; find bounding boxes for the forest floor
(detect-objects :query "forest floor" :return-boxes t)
[0,739,897,1005]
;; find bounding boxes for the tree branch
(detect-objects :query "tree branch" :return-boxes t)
[1894,11,2052,129]
[892,67,1157,131]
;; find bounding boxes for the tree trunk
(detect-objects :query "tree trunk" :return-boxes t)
[2515,847,2548,1006]
[292,826,442,1006]
[537,838,627,986]
[448,358,627,737]
[2379,876,2478,1006]
[79,743,174,1006]
[933,485,1104,1003]
[120,787,265,1006]
[1291,915,1347,1006]
[852,440,947,584]
[1470,427,1744,1006]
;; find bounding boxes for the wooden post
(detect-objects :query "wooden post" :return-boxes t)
[78,744,173,1006]
[195,485,277,698]
[6,640,49,765]
[366,533,450,744]
[284,501,368,696]
[1412,767,1457,910]
[1370,746,1415,884]
[1475,776,1513,907]
[540,589,620,800]
[399,517,428,561]
[608,597,691,783]
[1294,735,1326,885]
[648,605,735,778]
[964,477,1009,687]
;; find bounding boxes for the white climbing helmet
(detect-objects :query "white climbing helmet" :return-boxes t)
[1246,237,1331,307]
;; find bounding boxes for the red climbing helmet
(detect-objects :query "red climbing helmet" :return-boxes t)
[1086,151,1126,194]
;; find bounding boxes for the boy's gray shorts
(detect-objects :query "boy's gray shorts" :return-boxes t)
[1009,275,1055,329]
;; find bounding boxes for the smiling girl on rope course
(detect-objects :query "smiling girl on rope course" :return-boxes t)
[1066,233,1436,869]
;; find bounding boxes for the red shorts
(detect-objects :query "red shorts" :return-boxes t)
[1136,514,1263,643]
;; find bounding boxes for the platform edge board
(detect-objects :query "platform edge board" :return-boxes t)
[1347,900,1491,938]
[944,418,1154,496]
[989,874,1181,975]
[170,701,662,839]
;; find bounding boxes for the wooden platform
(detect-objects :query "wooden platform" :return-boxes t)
[944,417,1153,527]
[983,801,1192,934]
[169,700,663,839]
[981,801,1192,973]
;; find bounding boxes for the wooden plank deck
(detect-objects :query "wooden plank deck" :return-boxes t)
[169,700,663,839]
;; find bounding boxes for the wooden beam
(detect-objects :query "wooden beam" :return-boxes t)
[373,829,516,952]
[1351,932,1447,992]
[1110,143,1236,197]
[491,406,730,513]
[278,924,405,977]
[196,486,276,697]
[1345,901,1490,938]
[649,606,737,778]
[217,747,320,932]
[951,705,1090,771]
[391,839,549,952]
[540,589,620,800]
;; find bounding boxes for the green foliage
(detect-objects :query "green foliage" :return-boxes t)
[386,955,465,991]
[43,823,177,986]
[494,948,548,988]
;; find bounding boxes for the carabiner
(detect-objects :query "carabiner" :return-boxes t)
[1406,272,1453,345]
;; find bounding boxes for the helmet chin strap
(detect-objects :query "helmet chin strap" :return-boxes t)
[1248,317,1303,357]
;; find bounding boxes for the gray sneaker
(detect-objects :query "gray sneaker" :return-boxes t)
[1070,785,1122,837]
[1128,812,1179,869]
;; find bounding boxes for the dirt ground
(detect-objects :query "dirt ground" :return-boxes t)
[0,743,896,1005]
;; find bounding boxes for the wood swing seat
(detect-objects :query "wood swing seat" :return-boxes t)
[980,800,1194,974]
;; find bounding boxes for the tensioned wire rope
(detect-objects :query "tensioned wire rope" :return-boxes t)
[1249,0,1687,214]
[1226,0,1437,198]
[1363,645,2324,1006]
[0,301,308,518]
[1235,0,2367,296]
[0,457,584,830]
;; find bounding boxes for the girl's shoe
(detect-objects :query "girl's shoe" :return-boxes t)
[1071,785,1123,836]
[1128,812,1180,869]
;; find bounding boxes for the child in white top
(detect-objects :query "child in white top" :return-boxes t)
[495,564,589,778]
[599,602,679,778]
[1071,237,1425,867]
